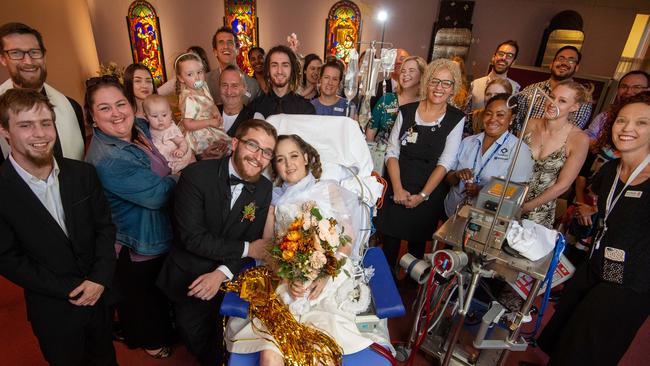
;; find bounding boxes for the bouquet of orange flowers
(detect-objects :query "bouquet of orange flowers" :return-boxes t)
[270,201,350,283]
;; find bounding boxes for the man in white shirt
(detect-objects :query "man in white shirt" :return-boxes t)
[0,22,86,164]
[0,88,116,366]
[470,40,521,110]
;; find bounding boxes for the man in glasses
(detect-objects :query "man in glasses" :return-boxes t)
[584,70,649,142]
[157,119,277,366]
[0,22,85,165]
[513,45,592,134]
[470,40,521,110]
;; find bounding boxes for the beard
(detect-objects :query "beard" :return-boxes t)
[233,148,263,182]
[12,65,47,90]
[271,75,288,89]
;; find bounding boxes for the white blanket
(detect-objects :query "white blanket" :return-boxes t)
[266,114,384,207]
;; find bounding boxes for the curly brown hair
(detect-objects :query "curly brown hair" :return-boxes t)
[597,91,650,150]
[270,134,322,185]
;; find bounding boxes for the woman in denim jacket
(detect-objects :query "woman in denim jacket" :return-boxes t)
[85,76,175,359]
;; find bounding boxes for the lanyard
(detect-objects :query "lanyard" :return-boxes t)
[595,154,650,250]
[471,133,509,184]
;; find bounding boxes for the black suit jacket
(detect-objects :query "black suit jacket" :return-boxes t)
[217,104,256,137]
[157,157,272,301]
[0,158,116,320]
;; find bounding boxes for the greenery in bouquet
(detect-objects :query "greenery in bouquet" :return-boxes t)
[270,201,351,283]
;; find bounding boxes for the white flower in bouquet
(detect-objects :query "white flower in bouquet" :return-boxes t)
[309,250,327,270]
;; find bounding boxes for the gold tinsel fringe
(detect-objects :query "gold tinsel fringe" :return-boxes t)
[223,267,343,366]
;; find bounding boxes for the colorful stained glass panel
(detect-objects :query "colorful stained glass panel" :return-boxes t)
[325,1,362,64]
[224,0,258,76]
[126,1,167,86]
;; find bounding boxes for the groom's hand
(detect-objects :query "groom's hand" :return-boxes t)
[247,238,271,260]
[187,270,227,301]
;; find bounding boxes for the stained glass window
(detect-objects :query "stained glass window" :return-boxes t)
[126,1,166,86]
[325,1,362,64]
[224,0,258,76]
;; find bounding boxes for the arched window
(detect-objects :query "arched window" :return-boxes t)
[224,0,258,76]
[126,1,167,86]
[324,1,362,64]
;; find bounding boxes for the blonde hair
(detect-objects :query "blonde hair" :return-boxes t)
[174,52,204,94]
[419,58,462,102]
[395,56,427,96]
[485,78,513,96]
[554,79,594,104]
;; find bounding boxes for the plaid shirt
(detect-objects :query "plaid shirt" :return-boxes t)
[512,79,592,134]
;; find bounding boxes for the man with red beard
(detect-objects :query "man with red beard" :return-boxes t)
[513,45,593,134]
[157,119,276,366]
[0,23,85,165]
[249,45,315,118]
[470,40,521,110]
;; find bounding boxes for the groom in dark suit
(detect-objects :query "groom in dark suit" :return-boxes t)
[0,89,117,365]
[157,118,277,365]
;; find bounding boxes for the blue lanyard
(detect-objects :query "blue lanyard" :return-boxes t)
[471,133,509,184]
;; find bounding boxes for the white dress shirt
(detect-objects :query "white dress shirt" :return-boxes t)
[9,155,68,236]
[385,110,464,171]
[217,159,252,279]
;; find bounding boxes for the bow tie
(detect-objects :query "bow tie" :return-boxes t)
[230,174,255,193]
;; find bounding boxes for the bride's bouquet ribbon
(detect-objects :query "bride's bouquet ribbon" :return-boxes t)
[223,266,343,366]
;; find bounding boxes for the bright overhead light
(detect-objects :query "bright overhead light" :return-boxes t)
[377,10,388,22]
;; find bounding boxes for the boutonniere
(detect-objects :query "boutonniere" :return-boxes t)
[242,202,257,222]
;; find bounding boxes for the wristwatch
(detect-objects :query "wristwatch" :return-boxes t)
[419,192,430,201]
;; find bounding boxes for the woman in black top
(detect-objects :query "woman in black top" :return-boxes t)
[538,92,650,366]
[376,58,465,270]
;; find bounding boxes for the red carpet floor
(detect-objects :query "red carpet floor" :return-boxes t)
[1,275,647,365]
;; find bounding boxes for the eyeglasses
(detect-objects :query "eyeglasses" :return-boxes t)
[619,84,648,93]
[3,48,44,60]
[555,56,578,65]
[85,75,121,88]
[495,51,515,60]
[239,138,274,160]
[428,78,454,90]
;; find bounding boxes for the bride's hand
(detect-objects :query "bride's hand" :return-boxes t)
[307,277,328,300]
[289,281,307,299]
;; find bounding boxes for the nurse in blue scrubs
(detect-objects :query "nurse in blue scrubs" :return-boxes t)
[444,93,534,217]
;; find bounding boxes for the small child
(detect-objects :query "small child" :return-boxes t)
[174,52,230,157]
[143,94,195,174]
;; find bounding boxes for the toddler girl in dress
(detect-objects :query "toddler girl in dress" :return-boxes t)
[143,94,195,174]
[175,52,230,157]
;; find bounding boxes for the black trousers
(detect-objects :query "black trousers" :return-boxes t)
[538,263,650,366]
[115,249,174,349]
[29,300,117,366]
[381,234,426,273]
[173,292,225,366]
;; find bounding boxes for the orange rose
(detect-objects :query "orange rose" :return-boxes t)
[286,241,298,252]
[286,230,301,242]
[282,250,295,260]
[289,219,303,230]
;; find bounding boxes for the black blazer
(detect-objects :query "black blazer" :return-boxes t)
[157,157,272,301]
[217,104,257,137]
[0,158,116,319]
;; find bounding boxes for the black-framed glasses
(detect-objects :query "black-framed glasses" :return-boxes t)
[428,78,454,90]
[495,51,515,60]
[85,75,121,88]
[555,56,578,65]
[239,138,274,160]
[3,48,44,60]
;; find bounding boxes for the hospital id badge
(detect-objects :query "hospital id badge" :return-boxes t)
[406,131,418,144]
[602,246,625,284]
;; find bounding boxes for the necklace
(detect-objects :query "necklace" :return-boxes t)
[539,122,569,157]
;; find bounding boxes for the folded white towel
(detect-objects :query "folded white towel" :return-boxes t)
[506,219,557,261]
